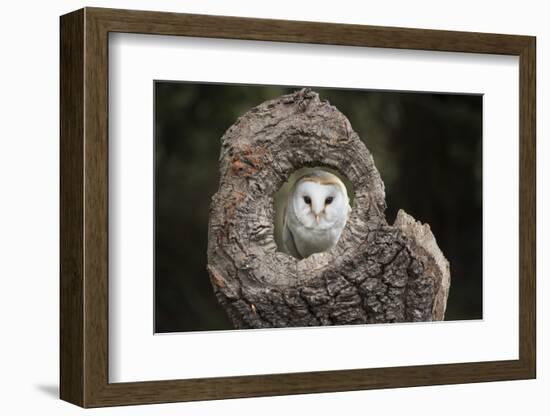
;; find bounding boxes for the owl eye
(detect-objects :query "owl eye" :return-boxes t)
[325,196,334,205]
[303,196,311,205]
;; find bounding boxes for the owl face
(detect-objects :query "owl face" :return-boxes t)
[291,179,349,230]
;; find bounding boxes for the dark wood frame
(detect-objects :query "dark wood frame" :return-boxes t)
[60,7,536,408]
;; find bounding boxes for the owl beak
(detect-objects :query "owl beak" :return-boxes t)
[315,214,320,223]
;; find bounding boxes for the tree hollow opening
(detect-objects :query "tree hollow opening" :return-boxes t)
[273,166,355,258]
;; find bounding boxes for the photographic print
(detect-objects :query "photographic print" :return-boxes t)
[154,82,482,333]
[60,8,535,406]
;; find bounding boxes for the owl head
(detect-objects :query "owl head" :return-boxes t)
[290,170,350,230]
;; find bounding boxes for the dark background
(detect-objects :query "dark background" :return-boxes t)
[154,82,482,333]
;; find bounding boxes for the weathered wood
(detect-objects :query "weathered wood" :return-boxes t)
[207,88,450,328]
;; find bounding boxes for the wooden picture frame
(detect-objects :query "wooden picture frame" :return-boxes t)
[60,7,536,408]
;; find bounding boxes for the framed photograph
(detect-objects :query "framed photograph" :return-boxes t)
[60,7,536,408]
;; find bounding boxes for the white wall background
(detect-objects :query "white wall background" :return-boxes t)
[0,0,545,414]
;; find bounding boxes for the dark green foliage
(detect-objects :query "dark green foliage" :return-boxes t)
[154,82,482,332]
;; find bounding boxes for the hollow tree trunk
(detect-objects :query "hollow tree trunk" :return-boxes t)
[207,88,450,329]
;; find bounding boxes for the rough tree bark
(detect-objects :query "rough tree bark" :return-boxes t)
[207,88,450,329]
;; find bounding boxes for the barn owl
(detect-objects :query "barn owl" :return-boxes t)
[282,170,351,259]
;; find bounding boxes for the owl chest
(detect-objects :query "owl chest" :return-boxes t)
[293,225,341,258]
